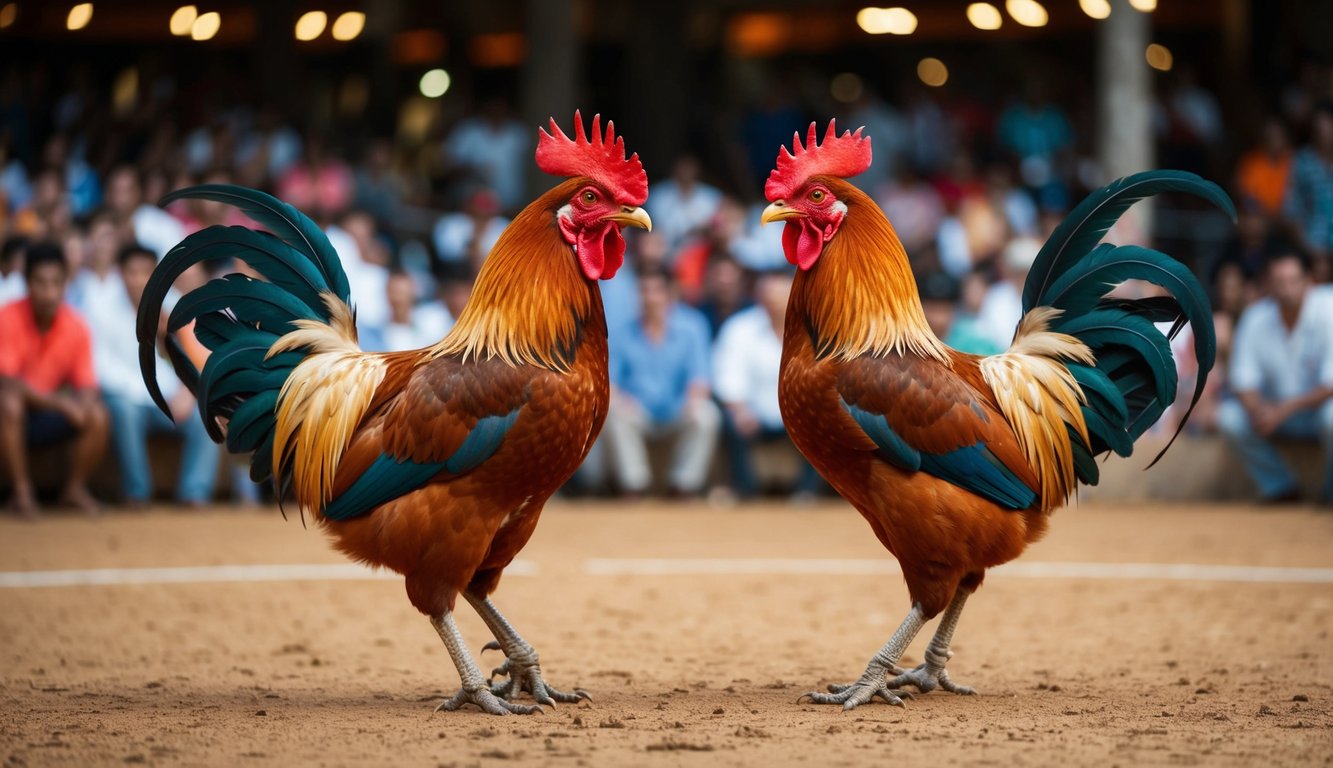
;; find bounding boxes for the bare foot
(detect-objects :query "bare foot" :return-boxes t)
[9,491,40,520]
[59,486,102,516]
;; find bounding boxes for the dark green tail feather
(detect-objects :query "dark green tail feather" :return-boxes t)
[137,184,353,485]
[1022,169,1233,480]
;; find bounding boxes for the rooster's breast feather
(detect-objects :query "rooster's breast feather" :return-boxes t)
[321,356,533,521]
[835,354,1040,510]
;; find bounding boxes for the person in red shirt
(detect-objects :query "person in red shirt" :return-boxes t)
[0,243,108,517]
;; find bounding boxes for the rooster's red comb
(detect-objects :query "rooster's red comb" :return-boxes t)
[764,120,872,201]
[536,110,648,206]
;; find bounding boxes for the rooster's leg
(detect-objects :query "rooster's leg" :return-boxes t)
[465,593,590,706]
[800,604,926,710]
[880,588,976,696]
[431,611,542,716]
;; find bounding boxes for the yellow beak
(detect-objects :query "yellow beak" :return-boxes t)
[761,201,804,226]
[603,206,653,232]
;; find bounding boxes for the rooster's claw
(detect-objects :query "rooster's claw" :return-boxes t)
[437,686,544,716]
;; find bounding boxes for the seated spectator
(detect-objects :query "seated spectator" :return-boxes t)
[67,209,124,314]
[1217,248,1333,504]
[917,271,1004,356]
[1235,116,1292,217]
[104,165,185,260]
[0,235,26,305]
[90,245,220,507]
[1284,102,1333,259]
[646,155,724,252]
[713,270,819,499]
[0,243,107,517]
[976,236,1040,350]
[604,267,719,497]
[433,188,509,270]
[363,270,449,352]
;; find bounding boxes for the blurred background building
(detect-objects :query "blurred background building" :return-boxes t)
[1,0,1331,508]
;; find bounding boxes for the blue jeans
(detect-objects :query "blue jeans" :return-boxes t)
[103,392,220,504]
[721,411,823,498]
[1216,398,1333,503]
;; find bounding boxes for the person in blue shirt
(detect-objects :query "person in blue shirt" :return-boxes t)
[603,266,720,497]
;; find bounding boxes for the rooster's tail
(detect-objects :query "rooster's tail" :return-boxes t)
[138,185,383,511]
[1010,170,1234,486]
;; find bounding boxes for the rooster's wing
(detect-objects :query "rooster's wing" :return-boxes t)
[835,353,1041,510]
[321,355,533,521]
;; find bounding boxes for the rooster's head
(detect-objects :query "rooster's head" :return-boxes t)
[760,120,872,271]
[536,111,651,281]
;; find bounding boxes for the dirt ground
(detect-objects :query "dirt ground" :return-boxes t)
[1,499,1331,767]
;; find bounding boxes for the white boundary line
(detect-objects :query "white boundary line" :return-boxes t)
[582,558,1333,584]
[0,560,538,588]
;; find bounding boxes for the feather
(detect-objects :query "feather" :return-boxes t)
[160,185,351,302]
[1023,170,1235,313]
[168,275,321,336]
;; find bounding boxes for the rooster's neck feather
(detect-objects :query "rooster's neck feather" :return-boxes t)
[790,179,949,363]
[430,179,603,371]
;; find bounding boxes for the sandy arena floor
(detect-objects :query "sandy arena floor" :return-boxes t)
[1,499,1331,767]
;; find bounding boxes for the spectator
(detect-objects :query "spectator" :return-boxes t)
[1235,117,1293,216]
[91,245,219,507]
[364,271,447,352]
[105,165,185,260]
[433,188,509,269]
[976,236,1041,350]
[1217,248,1333,504]
[0,243,107,517]
[67,210,124,314]
[918,271,1004,356]
[713,270,818,498]
[996,80,1073,209]
[697,255,752,337]
[0,235,26,305]
[646,155,723,252]
[353,138,404,226]
[276,135,354,223]
[1284,102,1333,259]
[426,260,472,329]
[443,99,530,214]
[604,267,719,497]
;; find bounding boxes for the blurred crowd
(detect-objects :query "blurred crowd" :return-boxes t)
[2,56,1332,516]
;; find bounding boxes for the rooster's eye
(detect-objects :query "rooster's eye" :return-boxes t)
[809,189,825,203]
[582,191,597,204]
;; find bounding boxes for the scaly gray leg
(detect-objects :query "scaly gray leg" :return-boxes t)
[800,604,927,710]
[465,593,590,706]
[431,611,543,715]
[881,588,976,696]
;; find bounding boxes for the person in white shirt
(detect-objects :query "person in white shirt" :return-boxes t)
[712,270,819,498]
[104,166,185,260]
[976,236,1040,350]
[1217,249,1333,504]
[442,101,530,214]
[88,245,219,507]
[362,271,452,352]
[645,155,723,253]
[433,188,509,269]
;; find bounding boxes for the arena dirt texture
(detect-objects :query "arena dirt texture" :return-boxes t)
[2,501,1331,766]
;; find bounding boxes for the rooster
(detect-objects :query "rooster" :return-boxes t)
[763,122,1232,710]
[137,112,652,715]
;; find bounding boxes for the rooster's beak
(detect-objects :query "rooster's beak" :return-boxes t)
[761,201,804,226]
[604,206,653,232]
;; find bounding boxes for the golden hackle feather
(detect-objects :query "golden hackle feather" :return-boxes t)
[793,178,950,364]
[268,294,387,513]
[978,306,1095,511]
[430,179,595,372]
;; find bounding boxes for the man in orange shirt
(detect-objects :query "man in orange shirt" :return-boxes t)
[0,243,107,517]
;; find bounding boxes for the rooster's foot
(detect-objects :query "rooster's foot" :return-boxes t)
[799,665,917,710]
[883,660,975,696]
[436,685,544,716]
[483,640,591,706]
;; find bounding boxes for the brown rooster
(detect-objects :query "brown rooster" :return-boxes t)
[764,122,1231,709]
[137,112,652,715]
